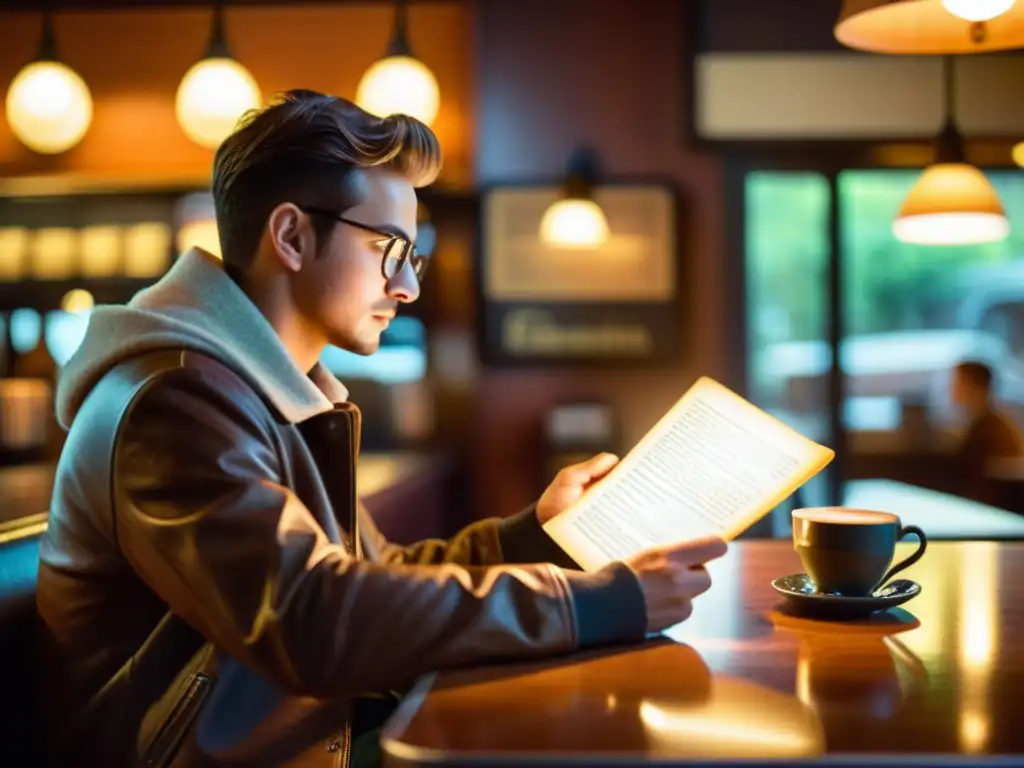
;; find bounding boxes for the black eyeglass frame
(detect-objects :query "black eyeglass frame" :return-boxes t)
[300,206,430,281]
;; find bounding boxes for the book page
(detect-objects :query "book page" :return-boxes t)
[543,377,833,572]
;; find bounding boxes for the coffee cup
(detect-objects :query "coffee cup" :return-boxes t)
[791,508,927,597]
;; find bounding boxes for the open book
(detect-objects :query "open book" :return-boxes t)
[543,377,834,573]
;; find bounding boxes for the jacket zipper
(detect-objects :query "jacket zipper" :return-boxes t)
[140,672,215,767]
[333,406,358,767]
[345,405,362,559]
[329,719,353,768]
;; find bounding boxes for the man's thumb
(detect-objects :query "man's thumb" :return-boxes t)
[577,452,619,480]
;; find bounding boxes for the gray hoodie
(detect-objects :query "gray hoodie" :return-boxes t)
[56,247,348,431]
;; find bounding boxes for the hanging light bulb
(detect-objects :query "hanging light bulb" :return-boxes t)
[893,58,1008,246]
[176,6,261,149]
[835,0,1024,53]
[1012,140,1024,168]
[356,0,440,126]
[5,13,92,155]
[540,200,610,250]
[540,147,610,250]
[942,0,1016,23]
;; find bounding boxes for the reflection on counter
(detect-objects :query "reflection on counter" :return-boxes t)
[958,541,999,755]
[777,610,929,732]
[640,676,824,760]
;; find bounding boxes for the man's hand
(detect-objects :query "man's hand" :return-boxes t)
[536,453,619,525]
[624,536,729,633]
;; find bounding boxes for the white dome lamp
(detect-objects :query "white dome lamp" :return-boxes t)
[176,4,261,150]
[5,13,93,155]
[356,0,440,126]
[540,147,610,250]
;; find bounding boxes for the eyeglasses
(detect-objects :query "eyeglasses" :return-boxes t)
[300,206,430,282]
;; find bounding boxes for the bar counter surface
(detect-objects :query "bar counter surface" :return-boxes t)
[382,540,1024,767]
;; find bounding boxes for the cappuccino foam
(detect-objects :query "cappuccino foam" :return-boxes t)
[793,508,898,525]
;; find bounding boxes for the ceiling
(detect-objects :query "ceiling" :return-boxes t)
[3,0,415,10]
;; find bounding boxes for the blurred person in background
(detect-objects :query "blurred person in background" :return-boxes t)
[949,359,1024,504]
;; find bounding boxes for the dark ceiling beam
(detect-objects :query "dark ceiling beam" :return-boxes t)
[2,0,418,10]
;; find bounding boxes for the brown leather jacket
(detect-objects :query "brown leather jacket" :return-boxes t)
[36,347,645,767]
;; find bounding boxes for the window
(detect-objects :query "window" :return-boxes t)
[744,171,831,516]
[839,170,1024,430]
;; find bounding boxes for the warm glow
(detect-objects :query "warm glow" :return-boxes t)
[959,550,996,680]
[957,543,998,754]
[356,55,440,126]
[60,289,94,314]
[893,163,1009,245]
[960,710,990,753]
[175,57,261,149]
[177,219,221,259]
[942,0,1015,22]
[539,199,610,250]
[835,0,1024,53]
[123,223,172,277]
[175,192,221,259]
[1012,141,1024,167]
[0,227,28,281]
[31,227,76,279]
[5,60,92,154]
[640,680,824,759]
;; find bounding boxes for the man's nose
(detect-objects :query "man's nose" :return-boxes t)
[385,260,421,304]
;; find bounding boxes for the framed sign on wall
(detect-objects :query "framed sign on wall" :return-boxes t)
[477,182,683,367]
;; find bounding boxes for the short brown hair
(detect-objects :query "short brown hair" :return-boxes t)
[956,360,994,391]
[211,89,442,277]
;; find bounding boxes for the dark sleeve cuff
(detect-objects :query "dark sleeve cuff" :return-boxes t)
[566,563,647,649]
[497,504,580,569]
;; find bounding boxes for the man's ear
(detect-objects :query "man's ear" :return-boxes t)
[266,203,310,273]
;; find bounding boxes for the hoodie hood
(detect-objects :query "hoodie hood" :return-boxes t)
[56,247,348,430]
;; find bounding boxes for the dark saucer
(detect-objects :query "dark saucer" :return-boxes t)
[771,573,921,620]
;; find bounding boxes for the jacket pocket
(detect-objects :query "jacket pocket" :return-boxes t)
[139,672,216,768]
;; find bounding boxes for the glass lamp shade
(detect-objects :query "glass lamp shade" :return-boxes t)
[835,0,1024,53]
[893,163,1010,245]
[175,57,261,149]
[5,60,92,154]
[355,55,440,126]
[539,198,610,250]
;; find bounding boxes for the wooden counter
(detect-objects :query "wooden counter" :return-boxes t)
[382,540,1024,767]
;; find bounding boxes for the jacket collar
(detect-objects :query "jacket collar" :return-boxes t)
[131,247,349,423]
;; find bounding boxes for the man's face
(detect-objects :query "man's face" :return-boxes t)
[296,169,420,355]
[950,368,978,409]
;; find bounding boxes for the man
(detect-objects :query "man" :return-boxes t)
[949,360,1024,504]
[36,90,727,768]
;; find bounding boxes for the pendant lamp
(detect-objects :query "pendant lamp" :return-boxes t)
[540,148,610,250]
[5,13,93,155]
[893,57,1009,246]
[356,0,440,126]
[835,0,1024,54]
[176,5,261,149]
